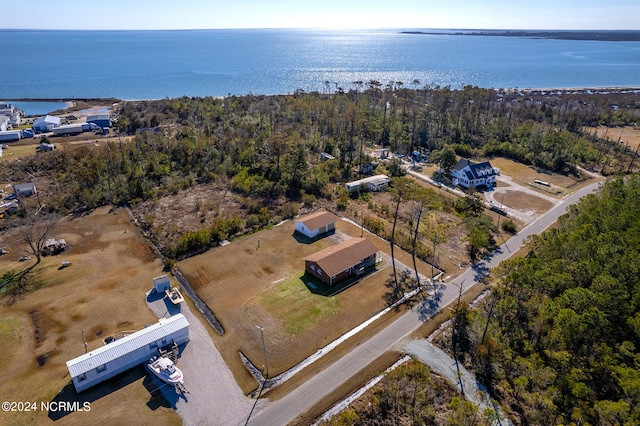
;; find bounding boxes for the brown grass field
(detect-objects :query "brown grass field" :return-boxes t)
[586,125,640,151]
[0,207,181,426]
[178,217,439,394]
[487,157,594,193]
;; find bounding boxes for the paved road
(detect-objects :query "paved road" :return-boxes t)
[247,180,603,426]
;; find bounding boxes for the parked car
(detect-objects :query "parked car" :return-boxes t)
[21,129,35,138]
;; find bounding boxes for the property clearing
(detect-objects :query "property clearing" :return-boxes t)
[178,217,437,394]
[0,207,181,426]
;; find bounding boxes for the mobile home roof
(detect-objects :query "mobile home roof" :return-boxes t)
[66,314,189,377]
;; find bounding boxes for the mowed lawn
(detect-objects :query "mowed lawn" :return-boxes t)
[178,218,435,394]
[0,207,181,426]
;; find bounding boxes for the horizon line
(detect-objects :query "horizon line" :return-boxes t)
[1,27,640,32]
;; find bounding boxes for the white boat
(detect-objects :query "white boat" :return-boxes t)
[147,355,184,385]
[165,287,184,305]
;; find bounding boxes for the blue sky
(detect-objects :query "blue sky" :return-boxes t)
[1,0,638,30]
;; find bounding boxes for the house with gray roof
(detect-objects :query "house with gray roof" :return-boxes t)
[451,158,499,189]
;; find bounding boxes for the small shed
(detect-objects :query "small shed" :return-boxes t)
[13,182,37,197]
[295,210,338,239]
[66,313,190,393]
[87,114,111,128]
[153,275,171,293]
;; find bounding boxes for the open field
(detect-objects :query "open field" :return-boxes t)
[178,217,438,394]
[0,207,181,426]
[487,157,596,194]
[586,125,640,151]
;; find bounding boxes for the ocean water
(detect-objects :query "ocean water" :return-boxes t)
[1,100,69,116]
[0,29,638,100]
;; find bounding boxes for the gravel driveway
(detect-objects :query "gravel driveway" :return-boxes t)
[147,292,259,425]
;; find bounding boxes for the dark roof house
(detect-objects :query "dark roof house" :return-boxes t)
[450,158,499,189]
[304,238,378,286]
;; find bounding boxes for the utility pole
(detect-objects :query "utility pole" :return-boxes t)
[496,193,505,231]
[256,326,268,380]
[432,235,438,280]
[82,329,88,353]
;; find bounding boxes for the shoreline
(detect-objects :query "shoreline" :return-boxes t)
[3,86,640,104]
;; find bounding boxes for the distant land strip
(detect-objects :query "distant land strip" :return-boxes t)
[401,30,640,42]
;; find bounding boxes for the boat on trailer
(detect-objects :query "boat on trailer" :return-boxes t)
[165,287,184,304]
[147,355,183,385]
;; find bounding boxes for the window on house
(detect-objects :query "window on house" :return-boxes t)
[96,364,107,374]
[310,264,315,270]
[318,269,322,275]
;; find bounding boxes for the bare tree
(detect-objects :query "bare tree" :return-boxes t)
[20,214,61,265]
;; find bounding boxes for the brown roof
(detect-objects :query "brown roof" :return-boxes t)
[305,238,378,277]
[296,210,338,231]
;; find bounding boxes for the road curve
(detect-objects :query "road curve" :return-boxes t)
[247,180,603,426]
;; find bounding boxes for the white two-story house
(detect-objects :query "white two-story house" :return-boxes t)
[451,158,500,189]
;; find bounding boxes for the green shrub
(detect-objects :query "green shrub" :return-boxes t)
[502,219,517,234]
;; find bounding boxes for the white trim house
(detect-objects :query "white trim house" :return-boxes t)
[66,314,190,392]
[451,159,499,189]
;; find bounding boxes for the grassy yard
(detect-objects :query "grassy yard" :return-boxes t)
[256,271,340,336]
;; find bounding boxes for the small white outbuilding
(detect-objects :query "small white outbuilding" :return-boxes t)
[294,210,338,239]
[153,274,171,293]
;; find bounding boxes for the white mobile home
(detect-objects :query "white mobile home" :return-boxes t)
[66,314,190,393]
[345,174,390,193]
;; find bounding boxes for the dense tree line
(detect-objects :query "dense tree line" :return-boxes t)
[450,176,640,425]
[1,87,637,258]
[122,87,638,173]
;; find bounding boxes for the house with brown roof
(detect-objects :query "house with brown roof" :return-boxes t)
[295,210,338,239]
[304,238,378,286]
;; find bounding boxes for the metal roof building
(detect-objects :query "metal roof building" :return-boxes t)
[294,210,338,239]
[33,115,61,132]
[66,314,190,392]
[86,114,111,128]
[13,182,37,197]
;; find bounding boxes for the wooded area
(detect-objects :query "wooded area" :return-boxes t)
[326,176,640,425]
[2,86,638,262]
